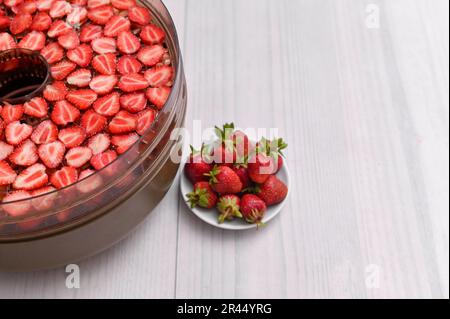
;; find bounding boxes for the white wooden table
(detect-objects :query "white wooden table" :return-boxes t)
[0,0,448,299]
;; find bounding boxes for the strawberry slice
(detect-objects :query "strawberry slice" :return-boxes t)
[92,53,116,75]
[144,65,173,87]
[137,45,166,66]
[0,32,17,51]
[77,168,102,193]
[23,97,48,118]
[9,13,32,34]
[1,104,24,123]
[87,133,110,155]
[67,68,92,87]
[87,0,109,9]
[66,89,98,109]
[87,5,113,25]
[51,60,77,80]
[50,166,78,189]
[49,0,72,19]
[90,149,117,170]
[128,6,151,25]
[71,0,88,5]
[118,73,148,93]
[36,0,55,12]
[80,23,102,42]
[117,30,140,54]
[117,55,142,75]
[0,16,9,31]
[40,42,64,64]
[0,141,14,161]
[67,44,93,67]
[81,110,107,136]
[2,190,32,216]
[140,24,165,45]
[5,121,32,145]
[108,110,136,134]
[9,139,39,166]
[38,140,65,168]
[31,120,58,144]
[91,37,116,54]
[4,0,23,7]
[65,146,92,168]
[12,1,37,14]
[0,160,17,186]
[30,12,52,31]
[31,186,57,211]
[89,74,118,94]
[146,87,170,109]
[13,163,48,190]
[119,93,146,113]
[111,132,139,154]
[47,20,72,37]
[136,108,156,135]
[93,92,120,116]
[110,0,135,10]
[57,29,80,49]
[51,100,80,126]
[18,30,45,50]
[104,15,130,37]
[66,5,87,26]
[43,81,67,101]
[58,126,86,148]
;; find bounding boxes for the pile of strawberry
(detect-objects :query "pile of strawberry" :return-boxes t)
[0,0,174,212]
[185,124,289,226]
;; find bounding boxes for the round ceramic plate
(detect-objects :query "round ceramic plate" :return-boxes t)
[180,159,290,230]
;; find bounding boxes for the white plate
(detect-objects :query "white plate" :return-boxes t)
[180,159,290,230]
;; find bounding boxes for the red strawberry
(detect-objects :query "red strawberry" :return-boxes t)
[0,160,17,185]
[89,74,118,94]
[184,146,213,184]
[232,130,254,159]
[57,29,80,49]
[104,15,130,37]
[40,42,64,64]
[67,44,93,67]
[87,133,110,154]
[117,55,142,75]
[9,139,39,166]
[5,121,32,145]
[117,30,140,54]
[136,108,156,135]
[65,146,92,168]
[51,100,80,125]
[50,166,78,188]
[87,4,113,25]
[257,137,287,173]
[18,30,45,50]
[0,16,9,31]
[66,89,98,109]
[92,53,116,75]
[36,0,55,12]
[2,190,32,216]
[111,132,138,154]
[217,194,242,223]
[43,81,67,101]
[23,97,48,118]
[1,104,24,123]
[146,87,170,109]
[51,60,77,80]
[119,93,146,113]
[58,126,86,148]
[257,175,288,206]
[118,73,148,93]
[137,45,166,66]
[13,163,48,190]
[30,12,52,31]
[90,149,117,170]
[80,23,102,42]
[66,5,87,25]
[12,1,37,14]
[9,13,32,34]
[77,168,102,193]
[110,0,135,10]
[206,165,243,194]
[38,140,65,168]
[140,24,165,45]
[31,120,58,144]
[232,166,251,189]
[80,110,107,136]
[108,110,136,134]
[93,92,120,116]
[0,32,16,51]
[186,181,218,209]
[4,0,23,7]
[31,186,57,211]
[247,153,276,184]
[87,0,109,9]
[240,194,266,225]
[0,141,14,161]
[49,0,72,19]
[128,6,151,25]
[67,68,92,87]
[47,20,72,37]
[144,65,173,87]
[91,37,116,54]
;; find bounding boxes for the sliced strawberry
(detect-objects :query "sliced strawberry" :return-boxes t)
[5,121,32,145]
[0,141,14,161]
[43,81,67,101]
[49,0,72,19]
[2,190,32,216]
[118,73,148,93]
[92,53,116,75]
[36,0,55,11]
[119,92,146,113]
[81,110,107,136]
[144,65,173,87]
[0,160,17,186]
[136,108,156,135]
[66,5,87,26]
[47,19,72,37]
[57,29,80,49]
[30,12,51,31]
[117,30,140,54]
[58,126,86,148]
[137,45,166,66]
[87,133,110,155]
[1,104,24,123]
[4,0,24,8]
[23,97,48,118]
[111,132,139,154]
[89,74,118,94]
[17,30,45,50]
[108,110,136,134]
[71,0,88,5]
[50,166,78,189]
[80,23,102,42]
[31,186,57,211]
[0,15,9,31]
[117,55,142,75]
[87,4,113,25]
[90,149,117,170]
[67,68,92,87]
[31,120,58,144]
[67,44,93,67]
[40,42,64,64]
[140,24,165,45]
[9,139,39,166]
[51,60,77,80]
[77,168,102,193]
[38,140,65,168]
[66,89,98,109]
[128,6,151,25]
[11,1,37,14]
[146,87,170,109]
[110,0,135,10]
[87,0,109,9]
[65,146,92,168]
[104,15,130,37]
[0,32,16,51]
[93,92,120,116]
[91,37,116,54]
[51,100,80,125]
[9,13,32,35]
[13,163,48,190]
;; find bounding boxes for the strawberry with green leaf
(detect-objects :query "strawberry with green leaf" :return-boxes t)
[187,181,218,209]
[185,145,212,184]
[217,194,242,224]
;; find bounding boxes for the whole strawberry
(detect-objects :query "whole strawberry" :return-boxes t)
[232,166,251,189]
[186,182,218,209]
[257,175,288,206]
[217,194,242,223]
[206,165,243,194]
[184,145,212,184]
[247,153,276,184]
[258,137,287,173]
[232,130,254,160]
[213,123,237,166]
[240,194,267,225]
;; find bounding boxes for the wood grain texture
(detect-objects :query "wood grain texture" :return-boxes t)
[0,0,448,299]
